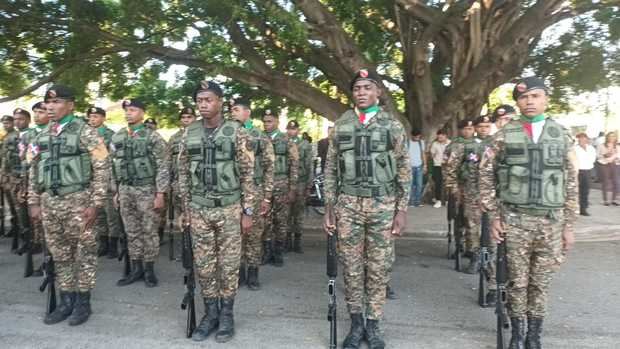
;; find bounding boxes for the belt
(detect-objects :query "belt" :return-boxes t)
[339,184,392,198]
[190,191,241,208]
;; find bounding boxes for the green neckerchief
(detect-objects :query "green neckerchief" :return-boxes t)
[520,114,545,123]
[243,120,254,130]
[58,114,75,125]
[358,104,380,114]
[129,123,145,132]
[97,126,107,136]
[292,135,301,143]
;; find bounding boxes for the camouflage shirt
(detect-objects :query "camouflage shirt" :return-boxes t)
[247,126,275,199]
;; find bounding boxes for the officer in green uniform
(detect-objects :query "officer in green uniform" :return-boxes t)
[111,99,169,288]
[480,77,578,349]
[87,107,122,259]
[286,120,313,253]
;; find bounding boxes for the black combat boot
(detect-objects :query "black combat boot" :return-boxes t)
[386,284,398,300]
[117,260,144,286]
[144,261,158,287]
[486,289,497,306]
[247,266,260,291]
[525,317,543,349]
[31,264,43,277]
[509,317,527,349]
[343,313,365,349]
[68,291,92,326]
[44,291,75,324]
[97,236,109,257]
[365,319,386,349]
[107,237,119,259]
[215,297,235,343]
[293,234,303,253]
[192,298,220,341]
[261,240,273,265]
[273,241,284,267]
[464,254,480,274]
[238,263,246,287]
[15,229,32,255]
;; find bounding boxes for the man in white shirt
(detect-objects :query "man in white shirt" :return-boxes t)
[575,133,596,216]
[408,129,427,206]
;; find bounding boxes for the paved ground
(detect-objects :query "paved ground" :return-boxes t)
[0,189,618,348]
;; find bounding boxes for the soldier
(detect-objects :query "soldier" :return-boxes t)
[286,120,313,253]
[177,80,256,342]
[479,77,577,349]
[262,110,299,267]
[144,118,158,130]
[111,99,169,288]
[4,108,32,254]
[490,104,517,135]
[87,107,122,259]
[324,69,411,349]
[28,85,110,325]
[230,98,274,290]
[166,106,197,258]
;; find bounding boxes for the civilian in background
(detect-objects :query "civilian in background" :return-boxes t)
[317,126,332,174]
[429,129,450,208]
[575,133,596,215]
[408,129,427,206]
[597,132,619,206]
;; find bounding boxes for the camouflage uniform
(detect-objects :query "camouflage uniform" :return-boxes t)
[111,125,169,264]
[324,108,411,321]
[167,129,185,238]
[93,126,122,244]
[287,136,313,251]
[263,130,299,264]
[479,118,578,318]
[177,118,255,298]
[3,127,28,246]
[28,115,110,292]
[20,125,48,246]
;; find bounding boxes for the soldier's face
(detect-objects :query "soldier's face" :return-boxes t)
[2,120,13,130]
[46,98,74,121]
[263,115,276,132]
[88,113,105,128]
[461,126,475,138]
[14,114,29,130]
[231,105,250,123]
[180,114,195,127]
[287,127,299,138]
[496,113,514,129]
[196,91,223,120]
[516,89,548,117]
[124,106,144,125]
[34,107,49,126]
[352,80,381,109]
[476,123,491,138]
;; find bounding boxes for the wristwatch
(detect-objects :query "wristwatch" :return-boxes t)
[243,207,253,216]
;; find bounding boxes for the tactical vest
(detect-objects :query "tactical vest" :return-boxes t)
[4,131,22,176]
[111,127,157,186]
[498,119,567,209]
[100,126,115,148]
[185,120,241,208]
[458,137,490,181]
[248,128,265,184]
[270,132,289,179]
[334,109,396,198]
[33,118,92,196]
[294,138,311,182]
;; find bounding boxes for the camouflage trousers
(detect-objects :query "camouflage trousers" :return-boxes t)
[502,209,565,318]
[41,191,98,292]
[386,240,396,285]
[287,183,307,237]
[119,184,160,262]
[93,193,122,239]
[242,189,264,267]
[463,191,481,254]
[190,202,242,299]
[264,180,290,244]
[5,176,31,239]
[335,194,394,320]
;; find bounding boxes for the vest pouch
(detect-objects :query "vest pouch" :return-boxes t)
[59,134,79,154]
[59,156,87,186]
[504,165,529,204]
[504,143,529,164]
[542,169,565,207]
[542,143,564,167]
[370,129,388,152]
[36,159,49,191]
[215,138,235,160]
[189,161,201,188]
[132,157,155,180]
[112,142,125,158]
[337,139,356,182]
[215,161,240,192]
[273,141,288,156]
[132,138,148,157]
[373,152,395,184]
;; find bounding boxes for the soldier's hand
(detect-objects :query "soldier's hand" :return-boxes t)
[82,206,97,229]
[113,193,120,209]
[241,213,253,234]
[30,205,42,223]
[153,192,165,212]
[491,218,505,243]
[562,227,575,251]
[391,211,406,236]
[259,199,271,216]
[323,205,336,236]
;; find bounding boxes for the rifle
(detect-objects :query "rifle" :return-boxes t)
[180,224,196,338]
[116,202,131,277]
[447,192,456,259]
[478,212,491,307]
[496,240,509,349]
[39,246,56,314]
[454,203,465,272]
[24,227,34,277]
[168,191,175,261]
[0,187,4,237]
[326,233,337,349]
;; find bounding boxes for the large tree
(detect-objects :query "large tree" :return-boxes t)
[0,0,617,135]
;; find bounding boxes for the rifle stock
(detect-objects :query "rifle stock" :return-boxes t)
[168,191,174,261]
[327,233,337,349]
[454,204,464,271]
[496,241,509,349]
[479,212,491,307]
[39,246,56,314]
[180,224,196,338]
[116,204,131,277]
